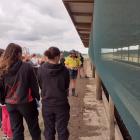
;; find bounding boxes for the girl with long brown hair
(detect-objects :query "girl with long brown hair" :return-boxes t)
[0,43,41,140]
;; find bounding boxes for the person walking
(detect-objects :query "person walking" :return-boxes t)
[65,50,81,96]
[0,49,13,140]
[31,54,40,75]
[38,47,70,140]
[0,43,41,140]
[60,52,65,66]
[78,53,88,78]
[0,49,4,129]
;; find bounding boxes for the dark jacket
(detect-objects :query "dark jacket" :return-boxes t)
[38,62,70,107]
[3,60,40,104]
[0,78,5,104]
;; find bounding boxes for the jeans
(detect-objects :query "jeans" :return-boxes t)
[0,107,2,128]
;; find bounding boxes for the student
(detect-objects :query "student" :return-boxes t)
[0,43,41,140]
[60,52,65,66]
[0,49,13,140]
[65,50,81,96]
[78,53,88,78]
[38,47,70,140]
[0,49,4,128]
[31,54,40,75]
[0,49,4,129]
[31,54,39,67]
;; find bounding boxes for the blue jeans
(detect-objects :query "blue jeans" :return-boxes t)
[69,69,78,79]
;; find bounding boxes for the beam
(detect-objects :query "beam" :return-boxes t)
[79,32,89,35]
[71,12,93,16]
[77,27,91,30]
[77,28,91,32]
[80,36,90,40]
[79,34,90,39]
[91,64,95,78]
[81,38,89,40]
[79,31,91,34]
[75,23,91,29]
[63,0,93,3]
[62,0,93,48]
[109,95,115,140]
[82,41,89,44]
[95,71,102,100]
[84,44,88,48]
[83,40,89,42]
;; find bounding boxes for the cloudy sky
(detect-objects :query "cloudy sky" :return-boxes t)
[0,0,88,54]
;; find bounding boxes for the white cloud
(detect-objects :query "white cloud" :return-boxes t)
[0,0,88,54]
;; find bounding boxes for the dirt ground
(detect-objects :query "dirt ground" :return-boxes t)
[0,60,109,140]
[24,60,109,140]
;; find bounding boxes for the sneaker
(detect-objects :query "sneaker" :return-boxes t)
[72,88,75,96]
[85,75,89,78]
[2,135,7,140]
[73,93,78,97]
[72,88,78,97]
[7,137,13,140]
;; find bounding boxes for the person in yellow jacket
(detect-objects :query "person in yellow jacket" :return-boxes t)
[65,50,81,96]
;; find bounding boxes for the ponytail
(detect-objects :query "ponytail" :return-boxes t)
[44,47,60,60]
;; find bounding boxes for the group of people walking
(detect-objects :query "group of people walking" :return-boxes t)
[0,43,86,140]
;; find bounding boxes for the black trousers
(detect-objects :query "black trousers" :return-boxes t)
[42,104,70,140]
[6,100,41,140]
[0,106,2,128]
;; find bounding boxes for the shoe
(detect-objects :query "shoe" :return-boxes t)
[2,135,7,140]
[74,93,78,97]
[72,88,75,96]
[72,88,78,97]
[7,137,13,140]
[85,75,89,78]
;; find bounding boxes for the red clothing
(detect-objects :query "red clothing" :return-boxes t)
[2,106,13,138]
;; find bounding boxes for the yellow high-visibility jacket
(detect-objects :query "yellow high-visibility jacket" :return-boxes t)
[65,56,81,69]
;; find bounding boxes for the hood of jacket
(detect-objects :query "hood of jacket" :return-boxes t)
[7,60,22,76]
[42,62,65,77]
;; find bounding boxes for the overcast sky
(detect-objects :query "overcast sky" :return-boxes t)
[0,0,88,54]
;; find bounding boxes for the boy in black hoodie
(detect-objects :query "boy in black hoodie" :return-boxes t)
[38,47,70,140]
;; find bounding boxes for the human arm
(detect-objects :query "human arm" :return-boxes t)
[29,66,40,101]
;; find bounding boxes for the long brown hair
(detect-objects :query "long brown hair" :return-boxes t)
[0,43,22,77]
[0,49,4,57]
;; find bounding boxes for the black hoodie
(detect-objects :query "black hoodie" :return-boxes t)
[38,62,70,107]
[3,60,40,104]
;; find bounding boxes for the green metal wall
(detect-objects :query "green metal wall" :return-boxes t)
[89,0,140,139]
